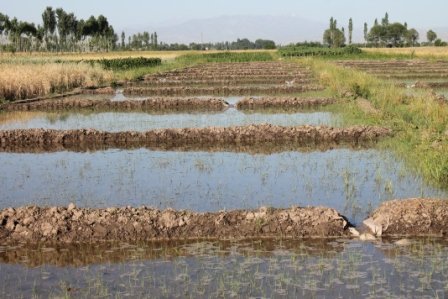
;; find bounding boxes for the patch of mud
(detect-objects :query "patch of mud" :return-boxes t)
[0,125,392,152]
[123,85,324,96]
[365,198,448,237]
[0,205,350,243]
[3,97,228,112]
[237,97,336,109]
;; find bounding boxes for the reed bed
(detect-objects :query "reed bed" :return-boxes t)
[0,63,112,101]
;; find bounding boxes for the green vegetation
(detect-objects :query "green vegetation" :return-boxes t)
[177,51,274,63]
[300,57,448,187]
[323,17,346,48]
[279,46,361,57]
[88,57,162,70]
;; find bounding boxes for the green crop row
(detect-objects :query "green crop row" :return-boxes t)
[178,51,274,63]
[279,46,362,57]
[89,57,162,70]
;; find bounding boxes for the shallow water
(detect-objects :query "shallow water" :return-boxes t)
[0,108,338,131]
[0,149,445,224]
[1,238,448,298]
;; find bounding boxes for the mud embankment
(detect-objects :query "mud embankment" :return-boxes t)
[237,97,336,110]
[123,85,324,96]
[135,78,313,86]
[3,97,228,112]
[144,74,310,82]
[0,205,350,243]
[364,198,448,237]
[0,125,392,152]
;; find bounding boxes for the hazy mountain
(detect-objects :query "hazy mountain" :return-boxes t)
[123,16,448,45]
[146,15,328,45]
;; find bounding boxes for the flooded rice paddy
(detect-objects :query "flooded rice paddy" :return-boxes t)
[1,61,447,298]
[0,109,337,131]
[0,148,445,224]
[1,238,448,298]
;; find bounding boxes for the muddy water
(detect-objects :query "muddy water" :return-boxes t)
[1,149,445,224]
[0,109,338,131]
[0,238,447,298]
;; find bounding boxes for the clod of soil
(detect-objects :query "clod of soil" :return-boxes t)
[123,85,324,96]
[82,87,115,95]
[237,97,336,109]
[0,205,350,243]
[0,125,392,152]
[3,97,228,112]
[364,198,448,237]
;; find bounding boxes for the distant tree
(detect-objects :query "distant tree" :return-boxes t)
[0,13,10,35]
[434,39,447,47]
[363,23,368,44]
[153,32,158,49]
[323,17,345,47]
[405,28,419,46]
[427,30,437,44]
[121,31,125,48]
[348,18,353,45]
[374,19,378,26]
[254,39,276,49]
[381,12,389,26]
[42,7,56,50]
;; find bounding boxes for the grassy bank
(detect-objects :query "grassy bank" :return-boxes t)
[301,57,448,188]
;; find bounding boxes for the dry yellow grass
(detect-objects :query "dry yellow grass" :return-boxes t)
[362,47,448,58]
[0,63,112,101]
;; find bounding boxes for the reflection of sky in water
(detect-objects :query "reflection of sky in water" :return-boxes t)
[1,238,448,298]
[1,149,445,224]
[0,109,338,131]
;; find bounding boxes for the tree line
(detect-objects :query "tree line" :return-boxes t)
[0,7,119,52]
[323,13,447,48]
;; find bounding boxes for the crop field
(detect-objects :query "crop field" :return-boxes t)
[0,51,448,298]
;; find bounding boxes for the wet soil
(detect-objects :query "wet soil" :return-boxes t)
[123,85,324,96]
[0,205,350,243]
[2,97,228,112]
[0,125,392,152]
[237,97,336,109]
[367,198,448,237]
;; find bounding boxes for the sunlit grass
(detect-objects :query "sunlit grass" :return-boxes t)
[0,63,112,101]
[301,57,448,187]
[362,47,448,59]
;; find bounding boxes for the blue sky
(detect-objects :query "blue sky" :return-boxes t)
[1,0,447,29]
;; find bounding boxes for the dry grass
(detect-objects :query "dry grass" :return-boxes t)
[0,63,112,101]
[0,49,276,63]
[362,47,448,59]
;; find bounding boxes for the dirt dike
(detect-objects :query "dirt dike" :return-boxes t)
[363,198,448,237]
[135,78,313,86]
[123,85,324,96]
[0,125,392,152]
[144,74,310,81]
[3,97,228,112]
[237,97,336,109]
[0,205,350,243]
